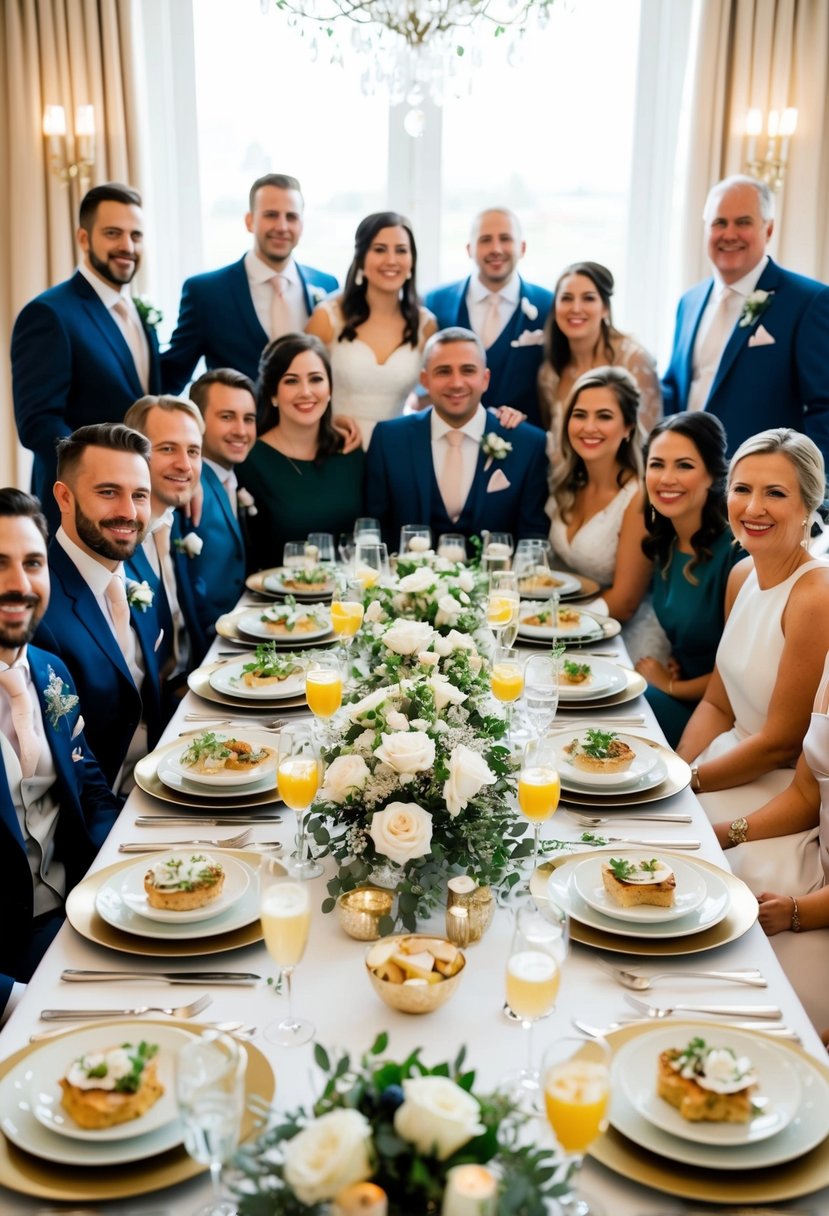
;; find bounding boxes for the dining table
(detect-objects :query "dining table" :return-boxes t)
[0,593,826,1215]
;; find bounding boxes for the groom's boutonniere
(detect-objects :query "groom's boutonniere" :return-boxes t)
[520,296,539,321]
[739,289,774,328]
[174,533,204,558]
[309,285,327,305]
[133,295,164,330]
[126,579,154,611]
[236,487,258,517]
[43,666,80,730]
[481,432,513,472]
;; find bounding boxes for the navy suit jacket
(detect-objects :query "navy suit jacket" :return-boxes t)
[0,646,119,1013]
[662,258,829,459]
[161,256,339,391]
[35,542,164,789]
[182,466,247,632]
[11,271,162,522]
[169,513,211,666]
[123,544,174,678]
[424,277,553,426]
[365,409,550,549]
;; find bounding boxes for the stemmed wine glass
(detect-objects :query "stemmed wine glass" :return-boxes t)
[490,645,524,743]
[276,726,323,879]
[486,571,519,651]
[523,653,561,738]
[175,1031,246,1216]
[518,736,561,873]
[483,531,514,573]
[305,653,343,747]
[330,577,364,683]
[259,855,314,1046]
[355,541,390,588]
[542,1035,612,1216]
[504,900,569,1104]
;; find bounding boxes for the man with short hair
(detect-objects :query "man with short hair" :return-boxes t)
[424,209,552,427]
[161,174,338,391]
[366,327,549,547]
[12,183,162,524]
[0,488,120,1020]
[662,174,829,457]
[34,424,164,794]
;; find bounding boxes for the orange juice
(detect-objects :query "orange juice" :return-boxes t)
[487,595,515,627]
[505,950,560,1019]
[518,766,561,822]
[545,1059,610,1152]
[277,756,320,809]
[491,662,524,702]
[305,670,343,717]
[260,882,311,967]
[331,601,364,637]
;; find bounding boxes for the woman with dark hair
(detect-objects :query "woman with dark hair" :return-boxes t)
[238,333,364,569]
[538,262,661,465]
[635,412,745,745]
[306,211,436,447]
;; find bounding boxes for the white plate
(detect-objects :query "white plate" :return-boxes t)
[160,734,278,788]
[94,856,259,941]
[263,568,334,597]
[238,607,331,642]
[572,853,708,923]
[555,731,659,788]
[518,606,605,641]
[107,852,251,925]
[545,854,731,940]
[209,658,305,702]
[518,570,582,599]
[560,757,668,798]
[557,656,628,702]
[0,1023,194,1162]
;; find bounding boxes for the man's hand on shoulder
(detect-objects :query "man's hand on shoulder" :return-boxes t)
[333,414,363,454]
[489,405,527,430]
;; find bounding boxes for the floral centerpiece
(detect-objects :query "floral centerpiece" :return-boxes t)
[234,1035,564,1215]
[362,556,487,637]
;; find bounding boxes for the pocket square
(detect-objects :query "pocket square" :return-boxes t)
[154,628,165,653]
[71,746,83,763]
[70,714,85,740]
[487,469,511,493]
[748,324,775,347]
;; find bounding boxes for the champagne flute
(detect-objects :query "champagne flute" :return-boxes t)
[486,571,519,650]
[437,533,468,563]
[504,900,569,1102]
[305,653,343,746]
[175,1031,246,1216]
[483,531,514,573]
[399,524,432,556]
[491,645,524,742]
[259,856,314,1046]
[518,736,561,872]
[330,577,364,681]
[523,653,560,738]
[355,541,390,589]
[542,1035,612,1216]
[513,538,552,592]
[277,726,323,879]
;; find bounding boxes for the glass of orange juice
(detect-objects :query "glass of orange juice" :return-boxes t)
[542,1035,611,1216]
[305,654,343,746]
[259,854,314,1045]
[277,726,323,879]
[491,645,524,741]
[330,578,364,683]
[504,901,569,1103]
[518,737,561,874]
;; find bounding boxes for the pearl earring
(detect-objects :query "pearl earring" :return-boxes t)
[801,517,810,549]
[355,269,364,287]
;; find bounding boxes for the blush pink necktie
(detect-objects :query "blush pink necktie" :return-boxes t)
[105,574,133,657]
[481,293,503,348]
[269,274,292,340]
[113,298,149,391]
[690,286,742,410]
[440,430,467,522]
[0,666,40,778]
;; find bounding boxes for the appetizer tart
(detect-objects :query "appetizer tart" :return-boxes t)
[59,1041,163,1129]
[522,606,582,628]
[179,731,274,775]
[259,596,326,635]
[241,643,303,688]
[602,856,676,908]
[657,1037,758,1123]
[560,659,592,686]
[144,852,225,910]
[564,728,635,773]
[519,571,564,592]
[280,565,331,593]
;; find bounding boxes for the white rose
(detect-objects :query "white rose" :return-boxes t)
[368,802,433,865]
[410,717,430,731]
[457,570,476,593]
[126,579,154,610]
[393,1076,485,1160]
[283,1109,373,1205]
[469,653,483,674]
[442,744,497,817]
[445,629,476,652]
[435,594,462,628]
[398,568,437,593]
[432,634,452,657]
[349,687,394,721]
[365,599,383,623]
[418,651,439,668]
[383,620,434,655]
[384,709,409,732]
[319,755,370,804]
[176,532,204,557]
[428,674,467,712]
[375,730,435,774]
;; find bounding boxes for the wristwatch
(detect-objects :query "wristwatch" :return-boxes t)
[727,816,749,846]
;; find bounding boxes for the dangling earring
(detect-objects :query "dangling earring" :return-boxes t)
[647,502,656,527]
[355,269,364,287]
[801,517,810,549]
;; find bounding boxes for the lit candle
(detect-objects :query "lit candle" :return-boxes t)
[442,1164,497,1216]
[448,875,478,896]
[334,1182,388,1216]
[446,904,470,948]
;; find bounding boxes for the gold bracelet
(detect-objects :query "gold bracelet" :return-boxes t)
[791,896,801,932]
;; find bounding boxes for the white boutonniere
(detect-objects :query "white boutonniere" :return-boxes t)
[43,666,80,730]
[126,579,154,611]
[510,329,544,348]
[174,532,204,558]
[310,285,327,305]
[237,487,258,516]
[739,289,774,328]
[133,295,163,330]
[520,296,539,321]
[481,432,513,472]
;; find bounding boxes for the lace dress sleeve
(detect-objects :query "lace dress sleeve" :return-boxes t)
[619,336,663,435]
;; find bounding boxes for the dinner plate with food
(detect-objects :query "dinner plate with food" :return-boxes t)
[571,853,708,923]
[518,603,606,641]
[517,568,581,599]
[262,565,335,598]
[557,656,621,700]
[237,598,331,643]
[209,648,305,701]
[159,730,277,789]
[554,728,660,788]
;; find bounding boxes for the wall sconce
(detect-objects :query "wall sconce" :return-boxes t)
[43,104,96,194]
[745,106,797,191]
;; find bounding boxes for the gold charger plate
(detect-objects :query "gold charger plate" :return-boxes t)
[549,732,691,808]
[558,665,647,710]
[66,850,265,957]
[592,1020,829,1204]
[561,573,601,602]
[0,1018,274,1202]
[247,567,333,601]
[135,738,283,811]
[530,850,757,955]
[216,609,336,650]
[187,661,307,711]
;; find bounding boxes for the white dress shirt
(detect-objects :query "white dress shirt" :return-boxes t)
[77,262,150,381]
[466,272,521,347]
[205,457,237,515]
[690,255,769,410]
[431,405,488,513]
[245,250,309,339]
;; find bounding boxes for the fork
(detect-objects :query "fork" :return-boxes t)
[625,994,782,1020]
[181,717,289,732]
[119,826,252,851]
[567,812,693,826]
[30,1017,256,1042]
[572,1017,800,1042]
[597,960,767,989]
[40,994,212,1021]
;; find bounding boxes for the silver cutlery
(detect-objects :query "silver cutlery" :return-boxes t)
[625,995,782,1020]
[567,812,693,826]
[119,839,282,854]
[61,969,261,985]
[565,651,620,658]
[135,815,282,826]
[579,836,701,849]
[30,1019,258,1043]
[572,1017,800,1042]
[121,826,251,850]
[598,961,767,990]
[557,715,646,726]
[179,719,288,733]
[40,994,212,1021]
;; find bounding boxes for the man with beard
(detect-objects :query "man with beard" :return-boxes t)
[35,424,165,793]
[0,488,119,1021]
[11,183,162,527]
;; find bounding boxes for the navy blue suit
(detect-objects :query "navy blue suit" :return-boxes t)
[424,277,553,427]
[0,647,119,1014]
[35,542,164,789]
[161,256,338,391]
[169,513,211,666]
[123,544,174,679]
[365,409,549,549]
[11,272,162,522]
[662,259,829,458]
[181,466,247,633]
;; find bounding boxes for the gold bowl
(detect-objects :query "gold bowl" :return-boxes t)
[364,934,466,1014]
[336,887,395,941]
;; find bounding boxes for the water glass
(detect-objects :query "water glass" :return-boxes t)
[354,516,382,542]
[355,540,391,588]
[523,653,560,738]
[282,540,306,570]
[399,524,432,556]
[306,532,335,565]
[437,533,468,563]
[176,1031,246,1216]
[483,531,514,572]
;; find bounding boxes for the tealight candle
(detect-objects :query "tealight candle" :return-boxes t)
[485,542,511,558]
[408,535,430,552]
[447,876,495,942]
[439,544,467,563]
[336,887,394,940]
[446,904,470,948]
[441,1164,497,1216]
[334,1182,388,1215]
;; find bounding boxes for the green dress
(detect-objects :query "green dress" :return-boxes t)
[238,440,365,571]
[646,529,744,746]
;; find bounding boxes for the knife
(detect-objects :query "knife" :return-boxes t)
[61,969,262,985]
[119,840,283,853]
[134,816,283,826]
[590,837,701,850]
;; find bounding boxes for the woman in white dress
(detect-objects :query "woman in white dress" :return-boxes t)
[306,211,436,448]
[677,428,829,830]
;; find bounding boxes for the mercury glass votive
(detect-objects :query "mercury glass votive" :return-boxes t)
[336,886,394,940]
[333,1182,388,1215]
[447,876,495,942]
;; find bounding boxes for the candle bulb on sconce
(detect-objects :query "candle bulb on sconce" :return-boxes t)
[42,102,96,195]
[744,104,797,192]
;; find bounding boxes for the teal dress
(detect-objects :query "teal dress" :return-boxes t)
[238,440,365,571]
[646,529,744,746]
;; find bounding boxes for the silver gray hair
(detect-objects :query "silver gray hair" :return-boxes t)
[703,175,775,224]
[729,428,826,514]
[422,326,486,369]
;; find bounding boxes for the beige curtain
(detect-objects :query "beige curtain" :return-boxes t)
[0,0,147,490]
[677,0,829,286]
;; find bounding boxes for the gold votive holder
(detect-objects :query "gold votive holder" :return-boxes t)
[446,904,471,948]
[333,1182,388,1215]
[446,876,495,942]
[336,886,394,941]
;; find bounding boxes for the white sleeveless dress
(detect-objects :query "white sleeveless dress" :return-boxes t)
[321,299,432,448]
[548,479,670,664]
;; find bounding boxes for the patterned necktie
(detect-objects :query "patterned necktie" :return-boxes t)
[440,430,467,522]
[105,573,133,656]
[113,298,149,391]
[0,666,40,778]
[481,293,503,349]
[269,274,292,340]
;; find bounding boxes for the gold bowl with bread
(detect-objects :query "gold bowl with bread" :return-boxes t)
[364,934,466,1013]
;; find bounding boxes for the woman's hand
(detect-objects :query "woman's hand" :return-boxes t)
[332,414,363,454]
[666,656,682,679]
[635,656,673,693]
[713,820,731,849]
[491,405,526,430]
[757,892,795,936]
